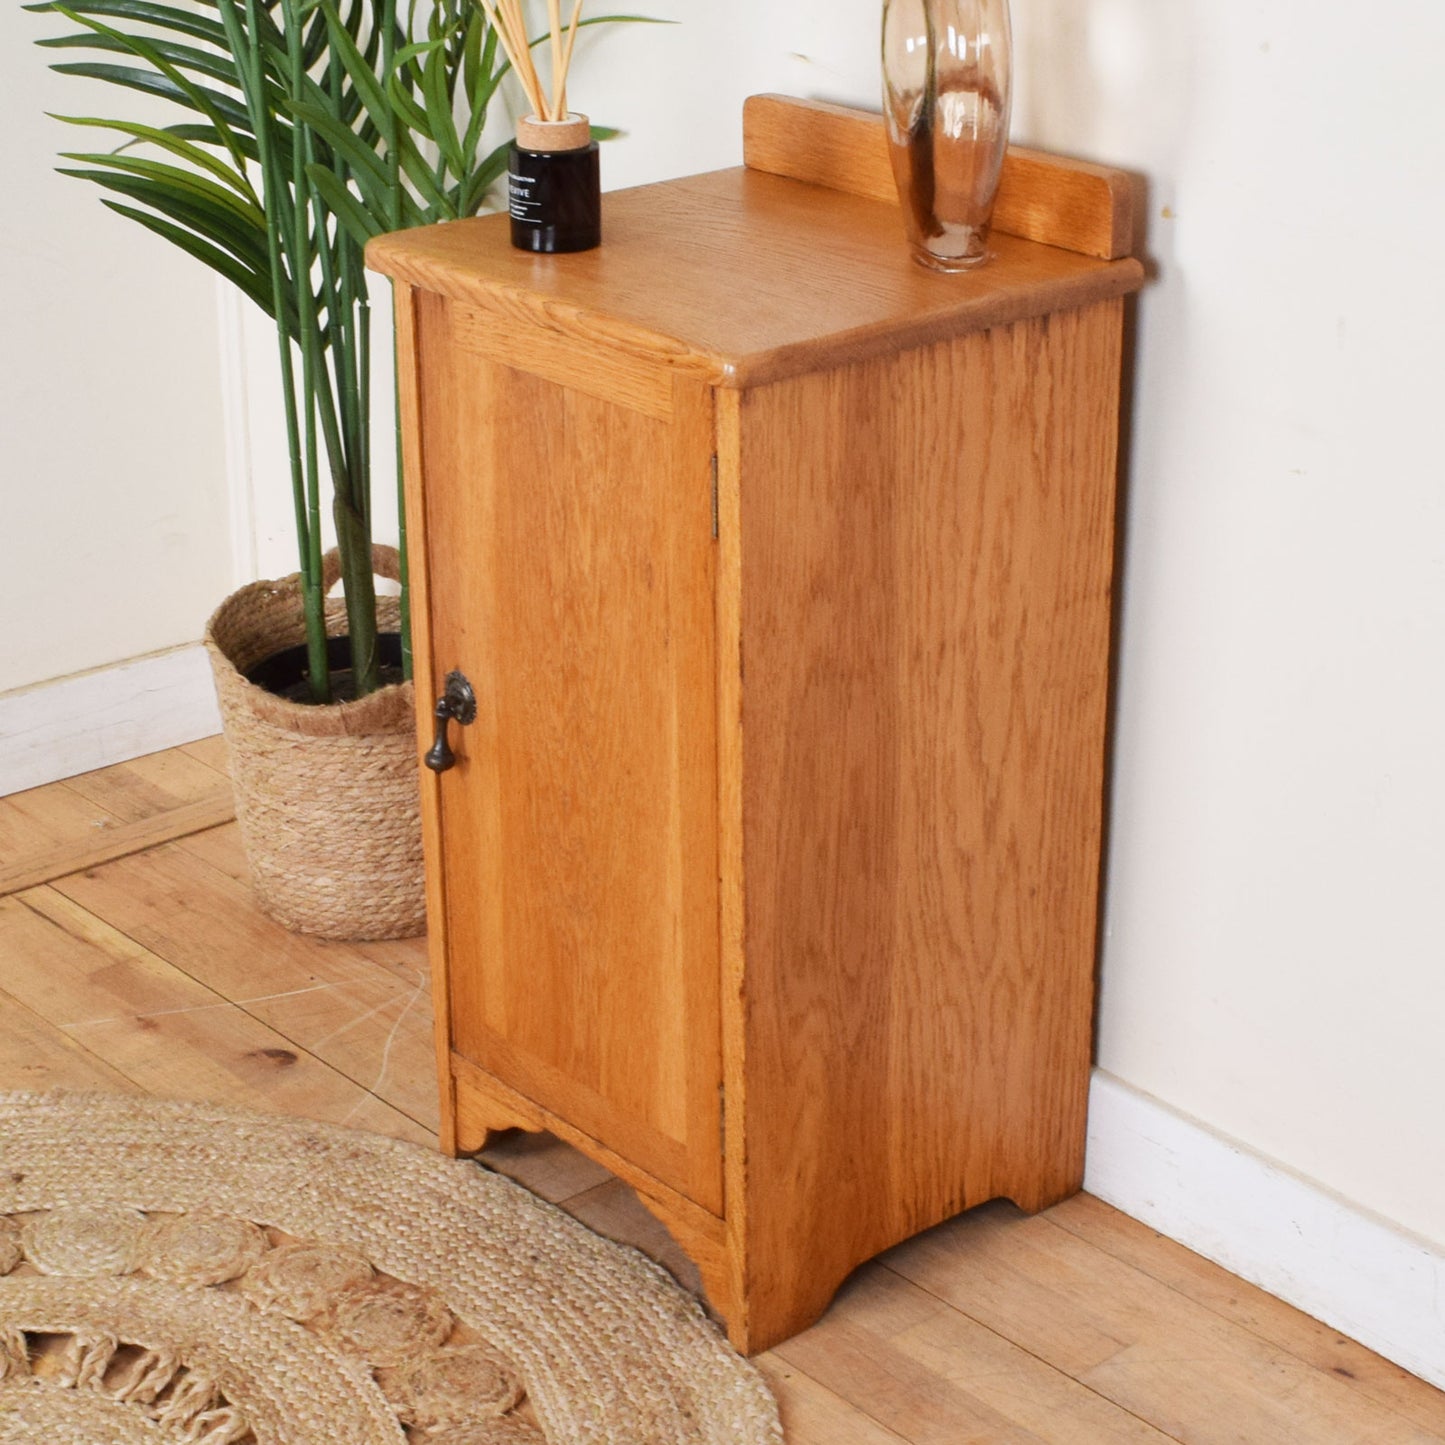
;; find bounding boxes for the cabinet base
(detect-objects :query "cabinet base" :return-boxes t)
[449,1057,742,1344]
[446,1054,1084,1354]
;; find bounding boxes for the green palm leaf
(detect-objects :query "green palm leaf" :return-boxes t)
[59,151,265,227]
[100,199,283,319]
[49,60,255,134]
[305,162,385,247]
[58,167,273,271]
[33,0,672,699]
[39,32,255,93]
[311,0,451,212]
[50,113,257,199]
[25,0,230,49]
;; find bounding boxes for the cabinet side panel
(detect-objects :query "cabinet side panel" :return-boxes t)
[737,301,1124,1344]
[417,297,723,1212]
[396,285,456,1153]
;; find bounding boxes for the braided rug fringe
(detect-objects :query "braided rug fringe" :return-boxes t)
[0,1092,783,1445]
[203,546,424,941]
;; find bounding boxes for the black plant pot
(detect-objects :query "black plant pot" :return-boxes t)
[246,631,406,705]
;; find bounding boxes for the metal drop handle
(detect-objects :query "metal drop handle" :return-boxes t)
[425,670,477,773]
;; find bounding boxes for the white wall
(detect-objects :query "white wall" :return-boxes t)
[1035,0,1445,1258]
[1,6,232,697]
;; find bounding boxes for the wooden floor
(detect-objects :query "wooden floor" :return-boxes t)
[3,742,1444,1444]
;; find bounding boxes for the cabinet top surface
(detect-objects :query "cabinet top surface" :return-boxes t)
[367,166,1143,388]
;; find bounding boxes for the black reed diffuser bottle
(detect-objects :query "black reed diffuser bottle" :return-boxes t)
[479,0,602,254]
[509,113,601,254]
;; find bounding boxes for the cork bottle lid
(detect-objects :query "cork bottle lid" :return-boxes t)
[515,113,592,152]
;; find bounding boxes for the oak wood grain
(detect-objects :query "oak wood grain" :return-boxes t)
[742,93,1134,260]
[417,305,723,1212]
[379,109,1145,1355]
[447,298,676,422]
[733,301,1126,1349]
[367,168,1142,392]
[714,386,752,1348]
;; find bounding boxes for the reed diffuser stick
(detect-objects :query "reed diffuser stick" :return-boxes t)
[557,0,585,117]
[476,0,545,116]
[546,0,563,113]
[476,0,588,122]
[501,0,543,110]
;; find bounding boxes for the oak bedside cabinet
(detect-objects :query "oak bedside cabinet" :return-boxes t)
[367,94,1145,1355]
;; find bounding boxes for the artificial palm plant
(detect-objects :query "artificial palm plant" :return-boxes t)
[29,0,632,702]
[28,0,649,939]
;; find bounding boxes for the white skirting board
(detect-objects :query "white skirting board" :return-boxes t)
[1086,1070,1445,1391]
[0,645,222,797]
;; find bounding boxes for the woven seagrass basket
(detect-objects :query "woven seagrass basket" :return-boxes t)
[203,546,425,941]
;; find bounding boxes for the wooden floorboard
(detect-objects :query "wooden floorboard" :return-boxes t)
[0,987,139,1095]
[0,785,118,864]
[563,1176,707,1299]
[0,745,235,895]
[776,1261,1177,1444]
[49,840,417,1002]
[178,734,232,774]
[883,1203,1443,1445]
[1045,1193,1445,1437]
[1,741,1442,1444]
[0,797,238,895]
[0,885,428,1144]
[755,1354,914,1444]
[62,744,233,821]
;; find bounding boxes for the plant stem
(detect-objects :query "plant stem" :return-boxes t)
[234,0,330,702]
[383,0,411,681]
[282,0,332,703]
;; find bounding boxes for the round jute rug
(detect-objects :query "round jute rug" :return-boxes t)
[0,1092,781,1445]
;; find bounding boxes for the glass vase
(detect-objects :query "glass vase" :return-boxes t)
[881,0,1013,272]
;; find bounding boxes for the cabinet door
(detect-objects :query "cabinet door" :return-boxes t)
[415,294,722,1214]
